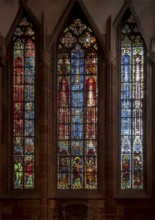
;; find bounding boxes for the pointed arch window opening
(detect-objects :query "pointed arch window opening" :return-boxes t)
[57,18,98,189]
[120,12,145,189]
[13,16,36,189]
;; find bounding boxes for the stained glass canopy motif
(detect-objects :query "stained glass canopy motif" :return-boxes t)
[120,12,144,189]
[13,17,35,189]
[57,19,98,189]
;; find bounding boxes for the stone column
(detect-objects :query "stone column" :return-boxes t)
[0,33,6,198]
[149,37,155,199]
[105,50,116,219]
[105,50,116,197]
[0,34,6,137]
[40,52,50,220]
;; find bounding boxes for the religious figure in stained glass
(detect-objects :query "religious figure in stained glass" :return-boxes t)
[13,16,35,189]
[57,18,98,189]
[120,11,145,189]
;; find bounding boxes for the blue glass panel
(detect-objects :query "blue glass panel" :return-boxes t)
[121,54,131,82]
[71,75,84,90]
[25,92,35,101]
[25,57,35,68]
[121,100,131,109]
[121,83,131,99]
[71,61,84,75]
[71,92,84,107]
[71,141,83,156]
[71,108,83,123]
[121,109,131,117]
[71,124,83,139]
[25,111,35,119]
[121,54,130,65]
[133,136,143,153]
[71,45,84,75]
[71,47,84,59]
[25,68,35,75]
[25,75,35,84]
[121,136,131,153]
[121,118,131,135]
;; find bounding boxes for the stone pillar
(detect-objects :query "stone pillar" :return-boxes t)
[0,33,6,199]
[105,50,116,219]
[149,37,155,199]
[105,50,116,197]
[40,52,50,220]
[0,34,6,136]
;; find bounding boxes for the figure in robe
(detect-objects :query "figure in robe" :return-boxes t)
[122,155,130,188]
[72,157,83,188]
[14,156,23,188]
[86,77,96,107]
[58,77,69,108]
[25,156,33,186]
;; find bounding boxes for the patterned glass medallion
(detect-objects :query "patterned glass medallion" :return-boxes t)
[120,11,144,189]
[57,18,98,189]
[13,17,35,189]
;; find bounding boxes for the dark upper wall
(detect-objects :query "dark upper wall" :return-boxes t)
[0,0,155,43]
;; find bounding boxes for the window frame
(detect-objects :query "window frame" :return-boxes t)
[113,3,153,198]
[48,0,106,198]
[2,3,42,196]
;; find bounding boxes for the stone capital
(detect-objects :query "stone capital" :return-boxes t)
[105,50,116,64]
[149,37,155,64]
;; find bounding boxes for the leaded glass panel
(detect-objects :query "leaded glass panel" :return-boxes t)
[13,16,35,189]
[120,11,145,189]
[57,19,98,189]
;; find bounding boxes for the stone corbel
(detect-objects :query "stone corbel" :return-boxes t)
[149,37,155,64]
[0,32,6,67]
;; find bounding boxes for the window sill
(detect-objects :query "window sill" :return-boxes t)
[114,190,152,199]
[50,189,105,199]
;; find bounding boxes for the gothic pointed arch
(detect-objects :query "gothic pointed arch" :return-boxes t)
[3,1,42,192]
[49,0,106,197]
[113,1,152,197]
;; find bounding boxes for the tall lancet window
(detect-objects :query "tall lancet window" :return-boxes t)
[120,11,145,189]
[13,16,35,189]
[57,19,98,189]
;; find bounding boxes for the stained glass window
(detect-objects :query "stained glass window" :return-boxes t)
[13,17,35,189]
[57,19,98,189]
[120,12,145,189]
